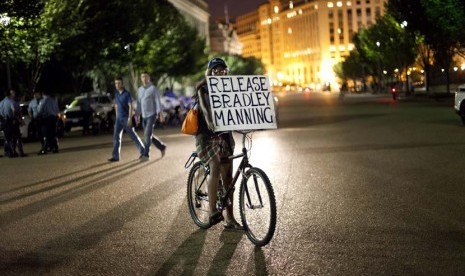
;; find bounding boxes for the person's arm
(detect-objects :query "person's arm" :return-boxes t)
[127,98,134,127]
[197,87,214,131]
[28,103,33,118]
[155,88,164,123]
[135,89,141,116]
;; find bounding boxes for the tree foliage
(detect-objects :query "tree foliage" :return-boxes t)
[1,0,208,95]
[388,0,465,92]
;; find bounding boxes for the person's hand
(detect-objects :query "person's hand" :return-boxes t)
[159,113,165,124]
[207,120,215,131]
[133,114,140,126]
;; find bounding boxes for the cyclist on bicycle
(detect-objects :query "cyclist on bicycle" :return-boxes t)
[195,57,244,230]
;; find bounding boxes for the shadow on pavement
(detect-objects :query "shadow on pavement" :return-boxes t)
[153,229,207,275]
[0,171,184,274]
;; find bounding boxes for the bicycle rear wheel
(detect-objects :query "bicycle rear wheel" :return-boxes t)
[239,167,277,246]
[187,161,210,229]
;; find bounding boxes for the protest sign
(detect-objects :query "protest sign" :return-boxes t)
[206,75,277,132]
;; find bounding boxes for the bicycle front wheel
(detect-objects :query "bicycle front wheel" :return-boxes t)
[187,161,210,229]
[239,167,277,246]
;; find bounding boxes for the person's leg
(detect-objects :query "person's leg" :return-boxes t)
[142,115,155,157]
[38,120,48,154]
[208,155,221,219]
[15,125,25,156]
[3,121,15,157]
[221,160,236,221]
[112,119,124,160]
[151,134,166,151]
[50,117,59,152]
[123,124,144,156]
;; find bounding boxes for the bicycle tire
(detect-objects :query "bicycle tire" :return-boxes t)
[239,167,277,246]
[187,161,211,229]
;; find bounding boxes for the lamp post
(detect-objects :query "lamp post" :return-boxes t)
[0,13,11,90]
[400,21,409,94]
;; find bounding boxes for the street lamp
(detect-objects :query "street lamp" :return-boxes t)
[0,13,11,90]
[376,41,382,93]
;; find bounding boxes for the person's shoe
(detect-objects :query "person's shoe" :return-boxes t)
[38,150,47,155]
[9,152,19,158]
[139,154,149,161]
[108,157,119,162]
[161,146,166,158]
[52,148,59,153]
[223,220,245,231]
[209,211,224,227]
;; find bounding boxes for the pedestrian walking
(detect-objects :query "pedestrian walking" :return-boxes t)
[136,72,166,160]
[37,91,60,155]
[108,77,145,162]
[195,57,243,230]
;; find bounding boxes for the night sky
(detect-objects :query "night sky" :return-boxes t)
[207,0,267,20]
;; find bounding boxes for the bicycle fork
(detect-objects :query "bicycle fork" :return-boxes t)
[244,173,265,210]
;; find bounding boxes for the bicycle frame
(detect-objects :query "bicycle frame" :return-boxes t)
[184,132,257,212]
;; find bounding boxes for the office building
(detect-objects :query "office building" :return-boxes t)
[235,0,388,91]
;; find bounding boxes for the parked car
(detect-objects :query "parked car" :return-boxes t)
[63,93,114,133]
[454,84,465,125]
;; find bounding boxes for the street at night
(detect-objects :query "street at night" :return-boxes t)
[1,92,465,275]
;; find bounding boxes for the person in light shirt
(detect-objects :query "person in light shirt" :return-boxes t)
[136,72,166,160]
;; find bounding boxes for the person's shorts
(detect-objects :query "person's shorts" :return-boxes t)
[195,134,233,165]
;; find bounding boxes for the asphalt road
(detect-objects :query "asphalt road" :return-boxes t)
[1,92,465,275]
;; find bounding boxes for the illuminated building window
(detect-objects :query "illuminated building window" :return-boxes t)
[347,1,352,6]
[327,2,334,8]
[274,6,279,14]
[290,1,294,9]
[337,1,343,7]
[288,27,292,34]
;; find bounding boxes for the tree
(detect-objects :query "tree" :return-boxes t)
[349,14,417,92]
[0,0,61,94]
[220,55,264,75]
[388,0,465,93]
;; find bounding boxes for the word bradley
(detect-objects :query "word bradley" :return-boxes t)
[208,76,269,94]
[211,92,271,109]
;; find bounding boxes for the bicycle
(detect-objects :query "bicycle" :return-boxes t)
[184,131,277,247]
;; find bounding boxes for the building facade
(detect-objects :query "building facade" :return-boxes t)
[209,21,243,55]
[168,0,210,46]
[235,0,388,91]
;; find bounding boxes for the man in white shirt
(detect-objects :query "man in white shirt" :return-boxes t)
[136,72,166,160]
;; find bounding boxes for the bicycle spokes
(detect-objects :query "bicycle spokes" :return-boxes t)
[239,168,276,247]
[187,162,211,229]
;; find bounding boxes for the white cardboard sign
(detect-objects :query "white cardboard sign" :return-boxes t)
[206,75,277,132]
